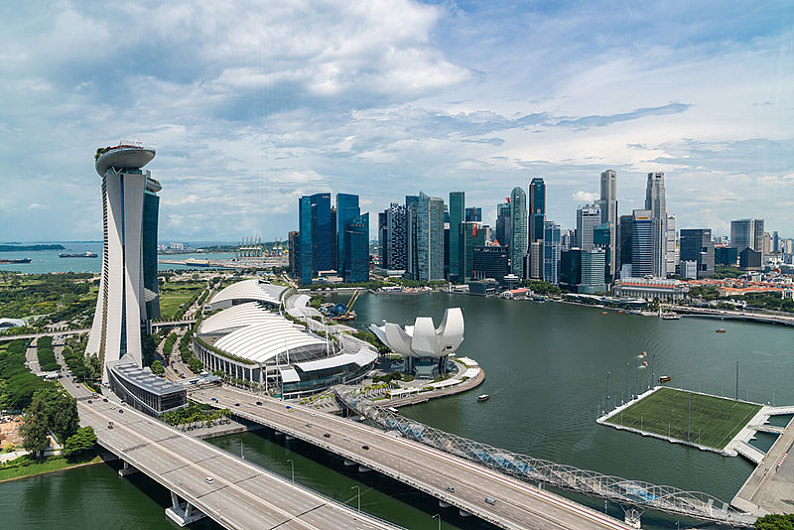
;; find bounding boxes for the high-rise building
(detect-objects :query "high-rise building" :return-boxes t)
[599,169,617,280]
[618,214,633,270]
[343,213,369,282]
[529,178,545,243]
[336,193,360,273]
[473,244,509,285]
[580,248,607,294]
[593,223,612,283]
[465,207,482,222]
[288,231,300,278]
[645,172,668,277]
[377,211,388,267]
[460,221,485,282]
[772,231,780,254]
[87,144,160,380]
[679,229,715,279]
[298,197,313,284]
[739,247,762,270]
[715,246,738,267]
[416,192,445,281]
[381,203,407,270]
[509,187,528,278]
[631,209,654,277]
[543,220,561,284]
[559,248,582,289]
[405,195,420,279]
[730,218,765,252]
[575,204,601,251]
[449,192,465,282]
[495,202,511,246]
[666,214,677,275]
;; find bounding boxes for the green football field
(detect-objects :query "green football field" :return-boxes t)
[605,387,761,450]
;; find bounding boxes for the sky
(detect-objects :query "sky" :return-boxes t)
[1,0,792,243]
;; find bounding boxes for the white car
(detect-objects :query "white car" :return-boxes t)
[205,476,214,484]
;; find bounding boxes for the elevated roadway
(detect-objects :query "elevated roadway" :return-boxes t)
[192,386,631,530]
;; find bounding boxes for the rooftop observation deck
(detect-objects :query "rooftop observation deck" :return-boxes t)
[95,144,156,176]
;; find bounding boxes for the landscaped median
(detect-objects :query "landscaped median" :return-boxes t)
[598,386,762,453]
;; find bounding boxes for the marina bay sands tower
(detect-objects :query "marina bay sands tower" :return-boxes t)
[87,144,161,380]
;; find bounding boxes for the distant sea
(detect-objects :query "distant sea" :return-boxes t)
[0,242,235,274]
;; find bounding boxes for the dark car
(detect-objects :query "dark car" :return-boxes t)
[323,433,331,438]
[234,403,240,407]
[255,401,262,406]
[361,445,369,450]
[103,398,108,402]
[87,400,93,404]
[119,409,124,414]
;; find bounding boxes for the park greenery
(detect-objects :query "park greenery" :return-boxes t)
[61,336,101,383]
[0,340,52,411]
[20,387,80,457]
[62,427,97,457]
[0,452,101,482]
[35,336,60,372]
[714,266,744,279]
[755,513,794,529]
[351,330,391,354]
[0,272,96,331]
[161,402,229,426]
[522,279,563,295]
[157,281,206,320]
[180,330,204,373]
[688,286,794,313]
[150,360,165,375]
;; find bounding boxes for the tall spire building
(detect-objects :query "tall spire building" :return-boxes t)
[599,170,617,280]
[509,187,528,278]
[645,172,668,277]
[87,144,161,380]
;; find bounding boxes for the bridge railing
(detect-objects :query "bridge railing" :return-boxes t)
[333,386,756,528]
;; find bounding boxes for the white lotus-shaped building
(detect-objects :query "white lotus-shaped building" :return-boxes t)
[370,308,464,359]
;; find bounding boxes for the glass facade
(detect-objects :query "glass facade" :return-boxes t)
[543,220,561,284]
[298,196,313,284]
[529,177,545,243]
[631,209,654,277]
[343,213,369,282]
[142,189,160,320]
[336,193,360,273]
[509,187,527,278]
[448,192,465,282]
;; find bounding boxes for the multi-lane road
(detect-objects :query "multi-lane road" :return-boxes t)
[193,386,631,530]
[76,397,401,530]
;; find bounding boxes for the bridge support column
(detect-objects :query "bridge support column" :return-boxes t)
[118,460,139,477]
[165,491,207,527]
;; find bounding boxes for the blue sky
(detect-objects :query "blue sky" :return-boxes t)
[1,1,792,242]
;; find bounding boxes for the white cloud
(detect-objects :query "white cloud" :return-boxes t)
[571,191,599,204]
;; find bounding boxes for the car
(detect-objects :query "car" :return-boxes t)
[255,401,262,406]
[108,421,114,429]
[110,406,116,410]
[118,409,124,414]
[75,384,80,388]
[210,397,218,402]
[234,403,240,407]
[311,413,317,417]
[205,477,214,484]
[66,374,70,378]
[87,400,93,404]
[343,437,350,441]
[103,398,108,402]
[446,486,455,493]
[305,422,312,427]
[92,393,99,399]
[485,497,496,505]
[323,433,331,438]
[361,445,369,450]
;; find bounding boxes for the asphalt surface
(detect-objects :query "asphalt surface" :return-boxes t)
[76,398,400,530]
[193,386,631,530]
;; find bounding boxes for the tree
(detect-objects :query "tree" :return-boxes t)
[150,360,165,375]
[40,389,79,443]
[755,513,794,530]
[62,426,97,457]
[20,394,50,458]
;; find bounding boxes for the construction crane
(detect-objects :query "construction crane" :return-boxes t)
[330,289,360,320]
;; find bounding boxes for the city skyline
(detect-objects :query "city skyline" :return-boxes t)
[1,2,792,241]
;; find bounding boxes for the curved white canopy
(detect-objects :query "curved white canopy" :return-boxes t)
[370,308,464,359]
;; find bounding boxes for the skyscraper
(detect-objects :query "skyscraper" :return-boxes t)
[449,191,465,282]
[509,187,528,278]
[645,172,667,277]
[599,169,617,281]
[680,229,715,279]
[666,214,677,275]
[528,178,545,279]
[631,209,653,277]
[575,204,601,251]
[618,214,633,275]
[465,207,482,223]
[730,218,765,252]
[343,213,369,283]
[460,221,485,282]
[416,192,445,281]
[543,220,561,284]
[87,144,160,380]
[298,196,313,284]
[405,195,420,279]
[495,202,511,246]
[381,203,407,270]
[336,193,360,273]
[580,248,607,294]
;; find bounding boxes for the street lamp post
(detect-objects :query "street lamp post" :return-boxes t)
[351,485,360,512]
[286,458,294,483]
[432,513,441,530]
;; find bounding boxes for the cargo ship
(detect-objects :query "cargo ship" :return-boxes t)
[59,251,98,258]
[0,258,31,264]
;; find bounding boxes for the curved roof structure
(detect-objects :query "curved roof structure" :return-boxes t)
[208,279,288,309]
[213,318,325,365]
[199,302,279,335]
[370,308,464,359]
[95,145,155,176]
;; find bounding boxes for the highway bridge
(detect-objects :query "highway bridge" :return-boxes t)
[192,385,634,530]
[76,397,401,529]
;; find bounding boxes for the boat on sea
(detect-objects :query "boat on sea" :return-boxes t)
[0,258,31,264]
[477,394,490,402]
[659,376,672,383]
[59,251,98,258]
[716,328,727,333]
[600,311,609,315]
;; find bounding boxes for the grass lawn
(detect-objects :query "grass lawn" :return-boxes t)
[0,452,102,482]
[158,283,205,319]
[605,387,761,450]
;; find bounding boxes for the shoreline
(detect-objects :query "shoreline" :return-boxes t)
[0,453,104,484]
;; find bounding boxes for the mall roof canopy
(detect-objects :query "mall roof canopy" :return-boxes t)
[200,302,283,335]
[212,318,325,365]
[207,279,288,310]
